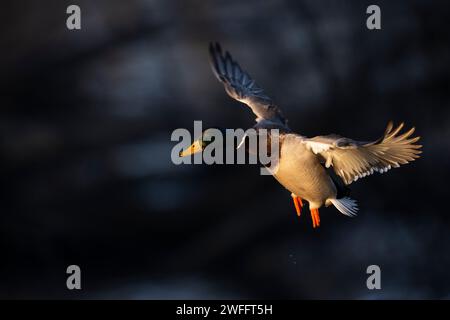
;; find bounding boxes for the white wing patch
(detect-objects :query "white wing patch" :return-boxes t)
[352,165,393,183]
[305,141,332,155]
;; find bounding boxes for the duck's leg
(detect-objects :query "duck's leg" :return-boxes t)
[310,208,321,228]
[291,193,304,217]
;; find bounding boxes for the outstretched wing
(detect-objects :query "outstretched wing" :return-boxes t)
[302,122,422,185]
[209,42,287,126]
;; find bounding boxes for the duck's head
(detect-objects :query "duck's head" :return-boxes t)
[179,127,225,157]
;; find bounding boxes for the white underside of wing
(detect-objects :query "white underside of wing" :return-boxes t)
[304,141,332,154]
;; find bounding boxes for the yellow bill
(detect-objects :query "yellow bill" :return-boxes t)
[179,140,203,157]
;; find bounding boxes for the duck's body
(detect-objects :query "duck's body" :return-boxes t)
[181,43,422,228]
[274,133,337,210]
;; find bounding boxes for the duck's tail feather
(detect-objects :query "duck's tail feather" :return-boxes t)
[329,197,358,217]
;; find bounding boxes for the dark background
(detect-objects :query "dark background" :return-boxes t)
[1,0,449,299]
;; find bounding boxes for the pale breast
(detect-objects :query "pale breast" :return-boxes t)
[272,134,337,206]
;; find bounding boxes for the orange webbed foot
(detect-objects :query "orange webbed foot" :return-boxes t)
[291,194,304,217]
[310,208,320,228]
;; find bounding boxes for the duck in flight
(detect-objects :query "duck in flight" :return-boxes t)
[180,42,422,228]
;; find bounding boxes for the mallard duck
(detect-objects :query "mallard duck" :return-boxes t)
[180,42,422,228]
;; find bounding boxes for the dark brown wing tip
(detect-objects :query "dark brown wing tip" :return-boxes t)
[208,42,218,60]
[209,42,222,56]
[208,42,226,82]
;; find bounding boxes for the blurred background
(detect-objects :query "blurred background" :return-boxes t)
[1,0,449,299]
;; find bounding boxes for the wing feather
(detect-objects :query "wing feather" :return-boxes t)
[303,122,422,185]
[209,42,288,126]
